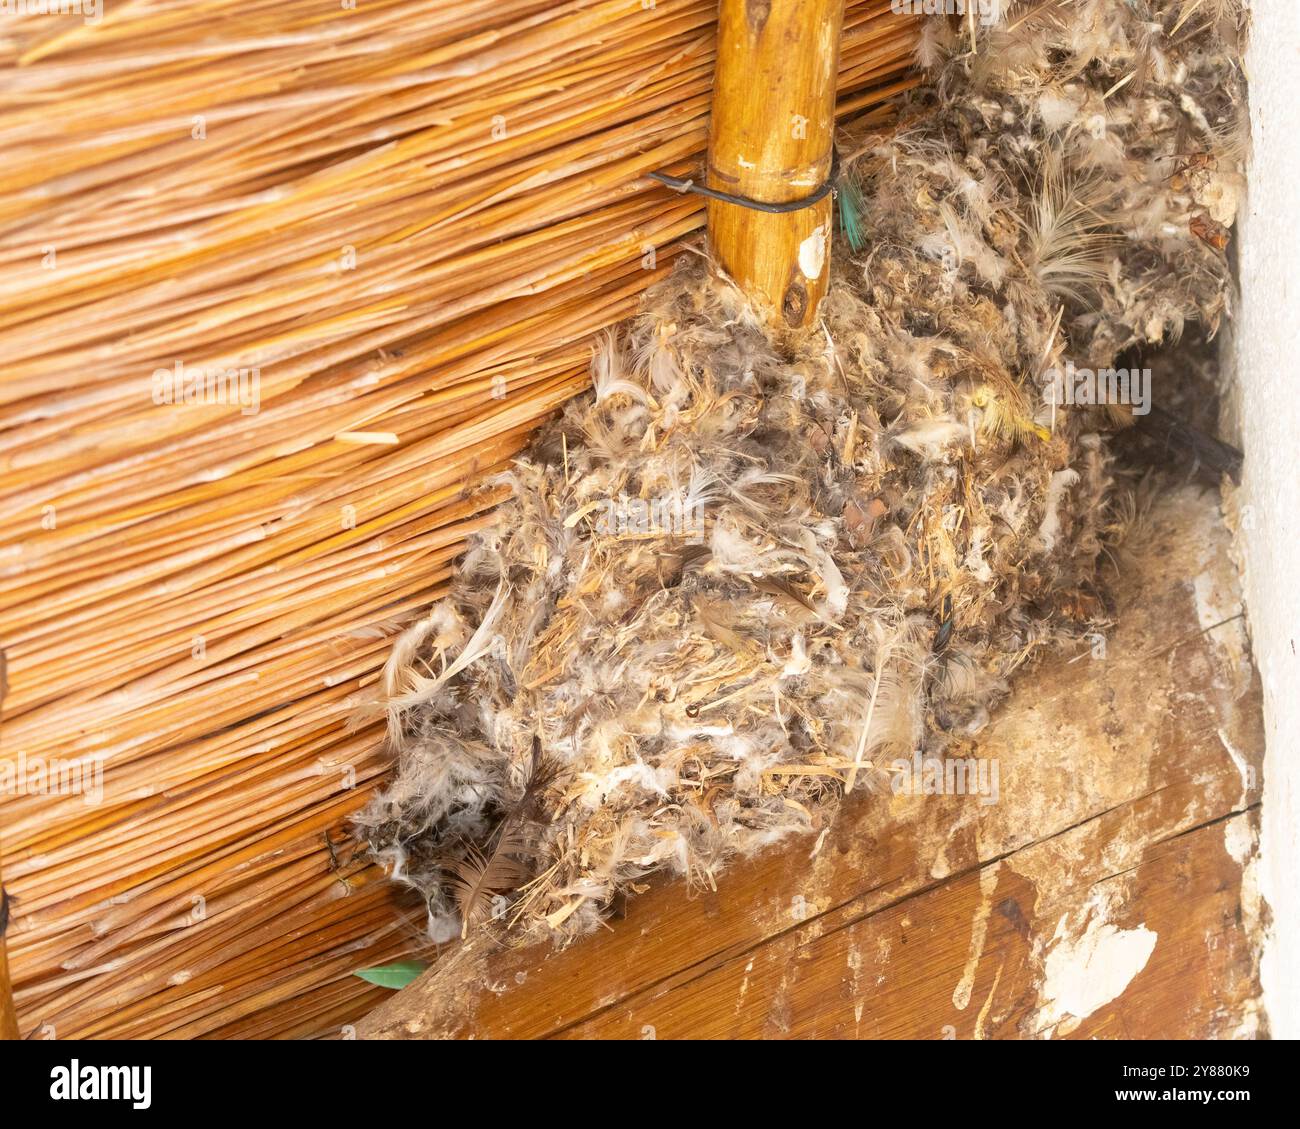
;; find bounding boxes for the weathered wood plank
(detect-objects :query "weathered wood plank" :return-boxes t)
[561,810,1262,1039]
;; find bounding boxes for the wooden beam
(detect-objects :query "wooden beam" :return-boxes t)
[707,0,844,330]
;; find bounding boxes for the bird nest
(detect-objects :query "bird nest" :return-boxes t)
[357,0,1248,944]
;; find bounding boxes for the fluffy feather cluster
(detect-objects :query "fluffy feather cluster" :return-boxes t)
[357,0,1247,942]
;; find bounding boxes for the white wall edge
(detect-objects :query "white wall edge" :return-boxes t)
[1231,0,1300,1041]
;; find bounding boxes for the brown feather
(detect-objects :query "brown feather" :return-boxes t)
[442,827,532,939]
[441,738,563,937]
[751,575,817,613]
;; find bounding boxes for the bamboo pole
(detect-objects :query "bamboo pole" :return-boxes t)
[1,651,18,1040]
[707,0,845,329]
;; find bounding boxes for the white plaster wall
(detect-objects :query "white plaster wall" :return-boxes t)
[1234,0,1300,1041]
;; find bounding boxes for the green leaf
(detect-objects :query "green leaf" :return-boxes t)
[353,960,428,989]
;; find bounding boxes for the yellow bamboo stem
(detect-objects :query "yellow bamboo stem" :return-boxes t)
[707,0,845,329]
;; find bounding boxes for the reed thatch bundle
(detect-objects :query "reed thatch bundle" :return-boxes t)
[0,1,918,1038]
